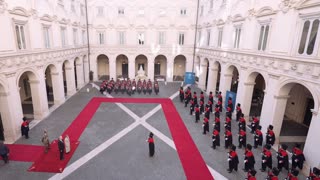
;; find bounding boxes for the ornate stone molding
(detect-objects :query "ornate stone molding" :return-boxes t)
[0,0,7,14]
[5,72,16,78]
[279,0,297,13]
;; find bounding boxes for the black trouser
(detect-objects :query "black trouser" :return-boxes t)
[59,150,64,160]
[262,159,272,171]
[1,154,8,163]
[229,161,238,172]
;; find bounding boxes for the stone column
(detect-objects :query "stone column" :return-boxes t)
[90,54,98,81]
[65,66,76,96]
[129,59,135,80]
[148,58,155,81]
[51,68,65,105]
[75,62,84,88]
[206,67,219,94]
[218,71,233,105]
[0,92,18,143]
[109,56,116,80]
[83,57,89,83]
[167,59,174,82]
[235,81,255,118]
[186,56,193,73]
[303,110,320,168]
[198,62,207,90]
[29,74,49,120]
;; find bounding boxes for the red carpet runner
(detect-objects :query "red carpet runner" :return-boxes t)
[5,97,213,179]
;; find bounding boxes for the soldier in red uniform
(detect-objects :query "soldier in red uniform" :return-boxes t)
[189,99,194,115]
[184,92,189,107]
[266,125,275,146]
[225,129,233,149]
[239,113,246,132]
[218,99,223,112]
[217,91,223,112]
[226,106,232,119]
[200,91,205,102]
[147,132,155,157]
[291,144,305,170]
[227,97,233,110]
[236,103,242,122]
[21,117,29,139]
[204,105,210,119]
[266,167,280,180]
[238,129,246,149]
[277,144,289,171]
[211,129,220,149]
[225,116,231,131]
[250,115,260,134]
[261,144,272,172]
[213,116,220,132]
[209,91,214,105]
[200,100,204,114]
[193,92,198,105]
[307,167,320,180]
[254,125,263,149]
[208,99,213,113]
[246,169,257,180]
[286,168,299,180]
[203,117,209,135]
[214,104,220,118]
[227,145,239,173]
[195,104,200,123]
[244,144,255,172]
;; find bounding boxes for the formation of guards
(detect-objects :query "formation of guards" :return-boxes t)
[178,86,314,180]
[100,78,159,96]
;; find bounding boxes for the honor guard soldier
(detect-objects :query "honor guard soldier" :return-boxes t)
[193,92,198,105]
[209,91,214,105]
[218,99,223,112]
[236,103,242,122]
[266,125,275,146]
[203,117,209,135]
[214,104,220,118]
[266,167,280,180]
[218,91,223,112]
[225,129,233,149]
[225,116,231,131]
[189,99,195,115]
[238,129,246,149]
[246,169,257,180]
[200,100,204,114]
[239,113,246,132]
[184,92,189,107]
[277,144,289,171]
[291,144,305,170]
[244,144,256,172]
[227,97,233,110]
[179,87,184,103]
[251,115,260,134]
[307,167,320,180]
[208,99,213,113]
[213,116,221,132]
[261,144,272,172]
[211,129,220,149]
[227,145,239,173]
[200,91,205,102]
[205,105,210,119]
[285,168,299,180]
[195,104,200,123]
[254,125,263,149]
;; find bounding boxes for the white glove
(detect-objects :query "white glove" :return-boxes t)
[255,138,259,141]
[225,138,228,140]
[279,160,283,163]
[244,160,248,163]
[263,160,266,163]
[212,139,216,142]
[295,159,298,162]
[228,158,231,161]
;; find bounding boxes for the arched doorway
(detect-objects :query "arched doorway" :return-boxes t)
[248,74,266,116]
[154,55,167,81]
[97,54,109,80]
[194,56,200,82]
[18,71,38,119]
[135,55,148,76]
[276,83,315,149]
[215,62,221,92]
[44,65,57,108]
[198,58,209,90]
[62,60,76,96]
[173,55,186,81]
[116,54,128,79]
[207,61,221,94]
[226,65,239,94]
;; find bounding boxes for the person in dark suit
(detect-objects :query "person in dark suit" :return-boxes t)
[58,136,65,160]
[147,132,155,157]
[0,141,9,163]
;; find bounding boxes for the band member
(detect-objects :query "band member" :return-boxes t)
[251,115,260,134]
[211,129,220,149]
[205,105,210,119]
[209,91,214,105]
[239,113,246,132]
[208,100,213,113]
[213,116,221,132]
[285,168,299,180]
[277,144,289,171]
[193,92,198,105]
[307,167,320,180]
[246,169,257,180]
[226,106,232,119]
[184,92,189,107]
[195,104,200,123]
[238,129,246,149]
[261,144,272,172]
[227,145,239,173]
[227,97,233,111]
[225,116,231,131]
[200,91,205,102]
[218,91,223,102]
[200,100,204,114]
[203,117,209,135]
[291,144,305,170]
[266,125,275,146]
[236,103,242,122]
[21,117,29,139]
[225,129,233,149]
[218,99,223,112]
[254,125,263,149]
[189,99,195,115]
[244,144,255,172]
[147,132,155,157]
[266,167,280,180]
[214,104,220,118]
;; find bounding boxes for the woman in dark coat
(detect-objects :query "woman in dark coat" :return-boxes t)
[147,132,155,157]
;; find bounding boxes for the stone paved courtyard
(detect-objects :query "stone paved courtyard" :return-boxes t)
[0,82,307,180]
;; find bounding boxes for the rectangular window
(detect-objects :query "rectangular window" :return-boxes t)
[43,26,50,48]
[73,28,78,45]
[218,29,223,47]
[118,8,125,15]
[200,6,204,16]
[82,30,86,45]
[234,27,241,49]
[61,27,67,47]
[207,29,211,46]
[119,31,125,45]
[298,19,319,56]
[258,24,269,51]
[97,6,104,16]
[138,32,145,45]
[159,32,165,45]
[15,24,27,50]
[180,9,186,15]
[98,32,105,45]
[179,33,185,45]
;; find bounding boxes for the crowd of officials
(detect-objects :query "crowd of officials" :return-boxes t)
[179,86,320,180]
[99,78,160,96]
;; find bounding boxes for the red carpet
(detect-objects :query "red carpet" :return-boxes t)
[9,97,213,179]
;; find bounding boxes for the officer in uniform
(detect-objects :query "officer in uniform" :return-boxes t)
[195,104,200,123]
[261,144,272,172]
[225,129,233,149]
[291,144,305,170]
[211,129,220,149]
[254,125,263,149]
[277,144,289,171]
[244,144,255,172]
[236,103,242,122]
[227,145,239,173]
[266,125,275,146]
[238,129,246,149]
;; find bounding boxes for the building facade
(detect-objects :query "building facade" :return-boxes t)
[195,0,320,169]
